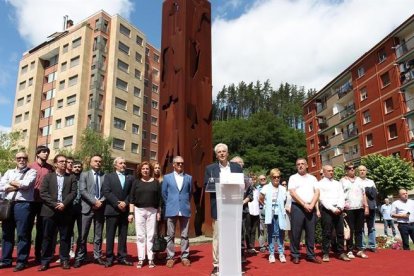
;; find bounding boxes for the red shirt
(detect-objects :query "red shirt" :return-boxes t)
[29,161,54,201]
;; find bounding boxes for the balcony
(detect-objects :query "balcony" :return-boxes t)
[337,80,353,99]
[319,140,331,150]
[318,117,328,129]
[342,128,358,141]
[316,102,327,114]
[406,98,414,113]
[88,100,103,110]
[396,35,414,59]
[339,104,355,120]
[344,152,360,162]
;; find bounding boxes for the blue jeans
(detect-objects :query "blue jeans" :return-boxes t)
[266,215,285,255]
[383,219,396,236]
[361,210,376,249]
[1,202,33,265]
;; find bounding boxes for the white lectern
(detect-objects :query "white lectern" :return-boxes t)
[216,172,244,276]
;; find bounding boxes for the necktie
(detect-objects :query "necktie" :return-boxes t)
[95,172,100,199]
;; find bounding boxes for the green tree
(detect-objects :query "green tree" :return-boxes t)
[333,165,345,181]
[75,128,113,173]
[361,154,414,200]
[0,131,24,174]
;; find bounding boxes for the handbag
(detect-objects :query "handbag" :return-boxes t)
[343,218,351,240]
[152,234,167,252]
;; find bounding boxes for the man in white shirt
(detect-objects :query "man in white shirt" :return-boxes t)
[380,198,396,237]
[391,189,414,250]
[288,158,321,264]
[318,165,350,262]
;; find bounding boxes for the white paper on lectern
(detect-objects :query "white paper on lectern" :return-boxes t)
[216,172,244,276]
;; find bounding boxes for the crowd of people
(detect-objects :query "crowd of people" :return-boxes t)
[1,143,414,275]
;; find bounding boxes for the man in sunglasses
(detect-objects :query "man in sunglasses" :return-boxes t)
[0,152,37,272]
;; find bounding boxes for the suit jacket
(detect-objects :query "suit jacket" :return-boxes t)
[162,172,192,218]
[39,172,77,217]
[102,171,133,216]
[204,162,243,220]
[79,170,106,214]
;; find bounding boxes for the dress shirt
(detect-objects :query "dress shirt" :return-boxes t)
[117,172,125,188]
[56,173,65,202]
[219,161,231,174]
[317,177,345,211]
[174,171,184,191]
[248,187,261,216]
[360,178,376,189]
[0,167,37,201]
[391,199,414,223]
[341,177,365,210]
[288,173,318,204]
[381,204,393,220]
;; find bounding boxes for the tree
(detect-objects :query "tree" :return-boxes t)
[333,165,345,181]
[361,154,414,200]
[0,131,24,174]
[75,128,113,173]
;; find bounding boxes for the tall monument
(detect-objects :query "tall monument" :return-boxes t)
[159,0,213,236]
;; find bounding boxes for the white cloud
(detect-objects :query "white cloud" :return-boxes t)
[0,125,11,133]
[6,0,134,47]
[0,95,11,105]
[212,0,414,96]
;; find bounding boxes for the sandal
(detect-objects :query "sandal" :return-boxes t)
[148,260,156,268]
[356,251,368,259]
[136,260,144,268]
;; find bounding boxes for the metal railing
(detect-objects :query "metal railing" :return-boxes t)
[339,104,355,120]
[342,128,358,140]
[396,35,414,58]
[405,98,414,112]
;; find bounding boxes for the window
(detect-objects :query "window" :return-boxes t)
[30,61,35,70]
[113,138,125,150]
[57,99,63,109]
[59,80,65,90]
[28,77,33,86]
[360,87,367,101]
[117,59,129,73]
[150,150,157,160]
[47,72,56,83]
[17,97,24,107]
[310,139,314,150]
[308,122,313,132]
[72,37,81,48]
[311,157,316,167]
[70,56,80,67]
[63,44,69,53]
[65,115,75,126]
[363,110,371,124]
[68,75,78,86]
[132,123,139,134]
[67,94,76,105]
[120,24,131,37]
[26,94,31,103]
[134,86,141,97]
[380,72,391,87]
[135,69,142,80]
[131,143,139,154]
[388,124,397,139]
[143,113,148,121]
[41,125,51,136]
[136,35,143,46]
[21,65,28,74]
[114,117,126,130]
[151,133,157,143]
[142,130,147,139]
[142,148,147,157]
[153,68,159,78]
[153,54,160,63]
[44,89,56,100]
[63,136,73,147]
[152,84,159,93]
[19,81,26,90]
[53,139,60,149]
[151,116,158,125]
[366,133,373,148]
[24,111,29,121]
[118,41,130,55]
[116,78,128,91]
[144,96,148,105]
[144,79,149,87]
[385,98,394,113]
[15,114,22,124]
[357,66,365,78]
[22,129,27,139]
[115,97,127,110]
[48,55,58,67]
[43,107,52,118]
[133,105,141,116]
[56,119,62,129]
[151,100,158,109]
[378,48,387,63]
[135,52,142,63]
[145,47,150,56]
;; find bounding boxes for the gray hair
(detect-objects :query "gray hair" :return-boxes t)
[173,156,184,163]
[113,157,125,167]
[230,156,244,168]
[214,143,228,154]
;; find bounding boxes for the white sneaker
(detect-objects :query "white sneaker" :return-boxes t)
[268,254,276,263]
[69,250,75,259]
[347,251,355,259]
[279,254,286,263]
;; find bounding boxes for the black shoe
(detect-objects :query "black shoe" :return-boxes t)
[211,266,219,276]
[94,258,106,266]
[0,262,12,269]
[368,248,377,253]
[105,261,113,268]
[13,263,26,272]
[38,264,49,271]
[306,257,322,264]
[61,260,70,269]
[292,257,300,264]
[73,260,82,268]
[118,259,133,266]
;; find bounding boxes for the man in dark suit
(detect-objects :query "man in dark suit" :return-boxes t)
[204,143,243,276]
[38,154,77,271]
[102,157,133,267]
[74,154,106,267]
[162,156,193,268]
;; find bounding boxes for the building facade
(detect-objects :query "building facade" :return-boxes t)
[304,14,414,177]
[11,10,160,172]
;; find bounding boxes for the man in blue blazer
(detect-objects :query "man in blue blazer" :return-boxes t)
[162,156,193,268]
[204,143,243,276]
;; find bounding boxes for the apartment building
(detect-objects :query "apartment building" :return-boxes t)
[304,14,414,177]
[11,10,160,172]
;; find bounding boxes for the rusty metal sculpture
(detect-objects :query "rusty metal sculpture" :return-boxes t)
[159,0,213,236]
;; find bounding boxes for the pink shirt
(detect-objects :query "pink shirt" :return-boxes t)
[29,161,54,201]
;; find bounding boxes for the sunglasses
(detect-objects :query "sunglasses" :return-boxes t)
[175,162,184,165]
[346,167,355,170]
[259,178,266,180]
[16,157,28,160]
[272,176,281,179]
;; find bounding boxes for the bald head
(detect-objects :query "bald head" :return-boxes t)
[322,165,334,179]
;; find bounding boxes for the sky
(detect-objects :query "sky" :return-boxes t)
[1,0,414,132]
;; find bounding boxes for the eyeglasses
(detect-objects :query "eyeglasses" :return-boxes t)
[259,178,266,181]
[16,157,28,160]
[175,162,184,165]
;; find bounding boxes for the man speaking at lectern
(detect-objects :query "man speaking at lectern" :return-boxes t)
[204,143,243,276]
